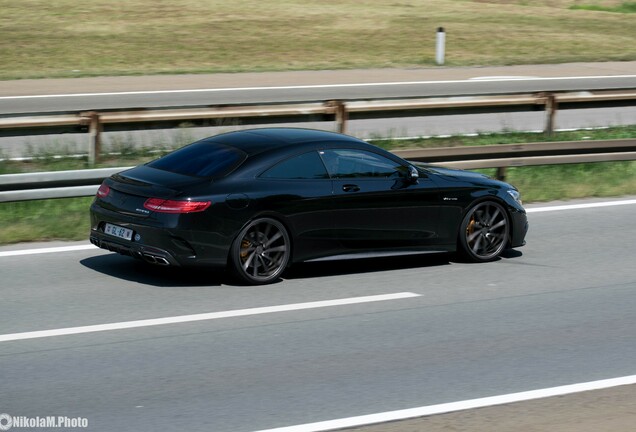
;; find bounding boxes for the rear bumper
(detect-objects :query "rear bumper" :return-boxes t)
[90,231,180,266]
[90,202,231,268]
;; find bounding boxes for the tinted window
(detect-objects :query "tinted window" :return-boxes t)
[147,141,246,177]
[261,151,329,179]
[320,149,407,179]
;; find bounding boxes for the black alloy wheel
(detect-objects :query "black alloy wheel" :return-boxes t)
[459,201,509,262]
[230,218,291,284]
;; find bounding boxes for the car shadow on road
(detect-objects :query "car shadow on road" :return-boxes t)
[82,250,523,287]
[80,254,227,287]
[501,249,524,259]
[283,252,453,280]
[80,252,452,287]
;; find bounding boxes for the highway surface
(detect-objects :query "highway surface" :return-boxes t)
[1,196,635,431]
[2,62,636,114]
[2,75,636,114]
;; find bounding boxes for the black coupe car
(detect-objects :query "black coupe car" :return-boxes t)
[90,128,527,284]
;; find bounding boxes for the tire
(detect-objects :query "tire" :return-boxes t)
[229,217,291,285]
[458,200,509,262]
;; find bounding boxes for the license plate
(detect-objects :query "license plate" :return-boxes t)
[104,223,133,241]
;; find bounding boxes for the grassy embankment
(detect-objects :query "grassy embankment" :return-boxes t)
[570,1,636,12]
[1,126,635,244]
[0,0,635,80]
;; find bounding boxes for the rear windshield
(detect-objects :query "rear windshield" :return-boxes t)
[147,141,246,178]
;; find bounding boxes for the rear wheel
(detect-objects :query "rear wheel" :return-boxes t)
[458,201,509,262]
[230,218,291,285]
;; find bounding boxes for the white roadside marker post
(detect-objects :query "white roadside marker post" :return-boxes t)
[436,27,446,65]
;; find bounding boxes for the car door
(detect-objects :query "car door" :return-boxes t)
[320,148,440,250]
[257,149,339,261]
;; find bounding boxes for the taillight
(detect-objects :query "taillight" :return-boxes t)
[96,182,111,198]
[143,198,211,214]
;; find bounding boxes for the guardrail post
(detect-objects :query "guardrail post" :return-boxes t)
[86,111,102,166]
[544,93,557,136]
[332,101,348,134]
[496,167,507,181]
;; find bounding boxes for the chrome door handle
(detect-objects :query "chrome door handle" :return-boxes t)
[342,184,360,192]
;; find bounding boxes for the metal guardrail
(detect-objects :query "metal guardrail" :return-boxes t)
[1,89,635,165]
[1,89,635,202]
[2,139,635,203]
[0,167,134,202]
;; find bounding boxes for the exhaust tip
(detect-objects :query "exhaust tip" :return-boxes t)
[142,254,157,264]
[142,253,170,266]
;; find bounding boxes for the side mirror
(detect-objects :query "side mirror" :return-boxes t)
[406,165,419,183]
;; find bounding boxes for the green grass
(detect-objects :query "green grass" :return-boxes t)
[478,161,636,202]
[1,126,635,245]
[1,0,635,80]
[0,197,94,244]
[370,125,636,150]
[570,1,636,13]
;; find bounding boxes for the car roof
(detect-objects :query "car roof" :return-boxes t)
[206,128,364,156]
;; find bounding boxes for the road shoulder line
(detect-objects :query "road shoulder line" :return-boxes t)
[2,74,636,100]
[526,199,636,213]
[252,376,636,432]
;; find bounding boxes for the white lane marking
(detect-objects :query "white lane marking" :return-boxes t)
[469,75,538,80]
[526,199,636,213]
[252,375,636,432]
[2,75,635,100]
[0,292,420,343]
[0,244,96,257]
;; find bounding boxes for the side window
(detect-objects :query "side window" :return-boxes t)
[320,149,407,179]
[261,151,329,180]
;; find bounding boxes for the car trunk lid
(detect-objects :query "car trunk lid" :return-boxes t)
[98,165,209,217]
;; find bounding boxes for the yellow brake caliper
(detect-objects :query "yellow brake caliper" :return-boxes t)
[466,216,476,239]
[240,239,251,261]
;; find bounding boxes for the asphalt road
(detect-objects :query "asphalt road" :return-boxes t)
[2,75,636,115]
[2,61,636,114]
[1,197,635,431]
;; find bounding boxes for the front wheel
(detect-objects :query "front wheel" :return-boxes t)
[229,218,291,285]
[458,201,509,262]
